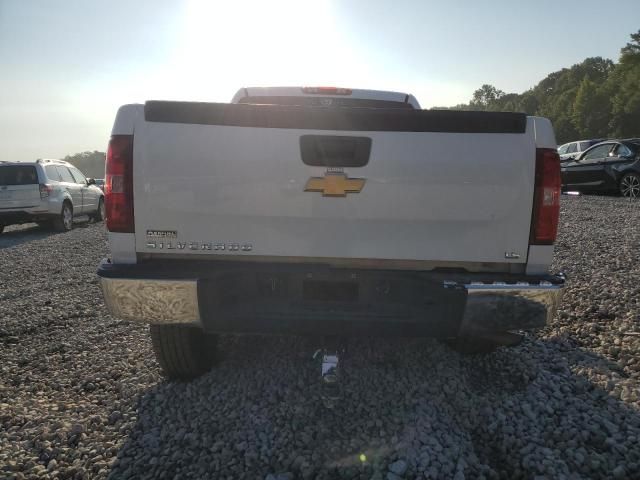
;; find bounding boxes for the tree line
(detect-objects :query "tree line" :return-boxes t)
[63,150,105,179]
[435,30,640,144]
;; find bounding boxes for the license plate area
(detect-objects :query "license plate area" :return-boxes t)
[197,267,467,336]
[303,280,359,302]
[202,269,452,311]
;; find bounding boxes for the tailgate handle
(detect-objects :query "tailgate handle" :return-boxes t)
[300,135,371,167]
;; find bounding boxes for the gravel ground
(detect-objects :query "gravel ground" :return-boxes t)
[1,196,639,480]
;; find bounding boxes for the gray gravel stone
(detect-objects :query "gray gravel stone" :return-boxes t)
[612,465,626,479]
[388,460,407,476]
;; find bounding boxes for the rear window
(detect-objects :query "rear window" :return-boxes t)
[56,166,76,183]
[45,165,61,181]
[68,166,86,184]
[237,96,415,109]
[0,165,38,185]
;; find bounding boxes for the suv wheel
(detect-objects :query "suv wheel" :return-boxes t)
[93,197,105,222]
[150,324,218,379]
[53,202,73,232]
[620,173,640,198]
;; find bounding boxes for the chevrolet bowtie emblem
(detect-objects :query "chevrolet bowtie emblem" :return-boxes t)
[304,173,366,197]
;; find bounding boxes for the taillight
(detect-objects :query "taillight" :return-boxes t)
[105,135,134,233]
[39,184,53,199]
[530,148,561,245]
[302,87,352,95]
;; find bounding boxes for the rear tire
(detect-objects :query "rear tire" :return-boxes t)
[150,324,218,380]
[619,173,640,198]
[53,202,73,232]
[93,197,105,222]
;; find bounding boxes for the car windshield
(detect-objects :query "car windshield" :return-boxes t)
[0,165,38,185]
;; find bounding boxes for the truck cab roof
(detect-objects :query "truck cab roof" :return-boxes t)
[231,86,421,109]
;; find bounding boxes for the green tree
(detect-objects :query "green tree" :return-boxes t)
[621,30,640,56]
[572,77,610,138]
[469,84,505,110]
[518,91,538,115]
[453,55,617,143]
[439,33,640,142]
[63,151,106,179]
[608,30,640,138]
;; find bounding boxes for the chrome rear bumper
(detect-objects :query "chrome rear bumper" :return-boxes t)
[101,278,202,326]
[446,279,564,335]
[99,261,564,336]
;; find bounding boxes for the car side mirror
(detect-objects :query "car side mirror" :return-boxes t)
[87,178,96,185]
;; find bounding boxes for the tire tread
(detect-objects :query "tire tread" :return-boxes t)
[93,197,105,222]
[150,324,217,379]
[52,202,72,232]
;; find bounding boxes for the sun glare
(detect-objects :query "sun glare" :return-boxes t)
[173,0,367,100]
[69,0,467,122]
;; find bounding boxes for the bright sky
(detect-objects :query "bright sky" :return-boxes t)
[1,0,639,162]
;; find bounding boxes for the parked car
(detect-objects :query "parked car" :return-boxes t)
[0,159,105,234]
[557,139,604,162]
[561,139,640,197]
[94,178,105,190]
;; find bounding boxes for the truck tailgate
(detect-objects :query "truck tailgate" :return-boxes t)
[132,103,536,266]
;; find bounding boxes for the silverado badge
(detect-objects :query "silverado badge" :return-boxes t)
[304,173,366,197]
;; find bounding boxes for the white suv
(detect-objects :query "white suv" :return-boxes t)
[0,159,104,234]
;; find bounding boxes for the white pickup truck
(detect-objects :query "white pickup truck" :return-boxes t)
[98,87,564,380]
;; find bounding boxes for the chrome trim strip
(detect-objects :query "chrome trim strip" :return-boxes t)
[136,253,527,274]
[464,283,561,290]
[100,278,201,325]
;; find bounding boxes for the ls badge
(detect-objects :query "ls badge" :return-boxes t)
[304,173,366,197]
